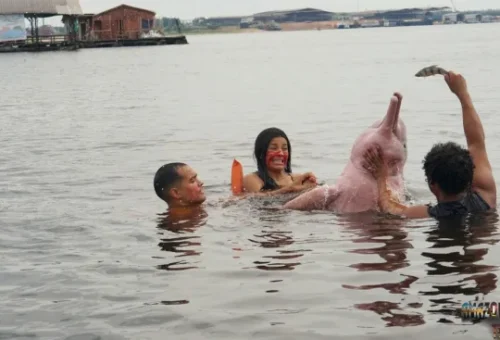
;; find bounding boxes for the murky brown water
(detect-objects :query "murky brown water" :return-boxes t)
[1,23,500,339]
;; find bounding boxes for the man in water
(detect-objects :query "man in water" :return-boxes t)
[154,162,206,209]
[154,162,207,236]
[363,70,496,219]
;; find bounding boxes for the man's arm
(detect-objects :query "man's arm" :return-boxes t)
[375,174,430,219]
[363,146,430,219]
[445,72,496,207]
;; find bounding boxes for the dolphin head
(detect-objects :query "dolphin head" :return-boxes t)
[370,92,407,160]
[350,93,407,177]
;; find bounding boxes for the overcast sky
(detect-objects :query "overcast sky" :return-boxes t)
[79,0,498,19]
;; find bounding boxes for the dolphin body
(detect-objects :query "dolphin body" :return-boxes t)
[284,93,407,213]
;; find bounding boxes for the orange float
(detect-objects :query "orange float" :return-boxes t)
[231,159,244,195]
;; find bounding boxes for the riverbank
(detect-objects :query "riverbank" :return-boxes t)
[183,19,499,36]
[183,21,336,35]
[182,27,261,35]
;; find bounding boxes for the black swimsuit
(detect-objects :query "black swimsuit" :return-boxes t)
[427,191,491,219]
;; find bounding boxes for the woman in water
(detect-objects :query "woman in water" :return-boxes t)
[243,127,318,196]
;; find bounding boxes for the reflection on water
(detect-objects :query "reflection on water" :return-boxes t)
[151,207,208,306]
[155,207,208,272]
[249,228,303,271]
[419,212,500,322]
[356,301,425,327]
[247,206,309,272]
[340,213,424,327]
[344,214,412,273]
[340,211,500,327]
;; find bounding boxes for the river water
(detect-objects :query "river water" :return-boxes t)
[1,23,500,340]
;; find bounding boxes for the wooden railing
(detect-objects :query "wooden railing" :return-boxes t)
[0,29,177,47]
[80,29,160,41]
[25,35,70,43]
[0,35,70,46]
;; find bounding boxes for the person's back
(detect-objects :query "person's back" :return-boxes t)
[427,190,490,219]
[422,140,492,219]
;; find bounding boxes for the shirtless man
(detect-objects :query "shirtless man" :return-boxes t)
[154,162,206,210]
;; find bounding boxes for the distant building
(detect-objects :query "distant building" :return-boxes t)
[464,13,483,23]
[442,12,466,23]
[79,4,156,41]
[419,8,452,22]
[202,16,244,27]
[360,19,381,28]
[443,13,458,23]
[382,19,399,27]
[240,16,254,28]
[336,22,352,29]
[399,18,432,26]
[481,15,495,23]
[252,8,334,23]
[365,6,450,21]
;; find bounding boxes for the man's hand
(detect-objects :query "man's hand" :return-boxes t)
[444,71,469,99]
[362,145,386,178]
[361,145,409,214]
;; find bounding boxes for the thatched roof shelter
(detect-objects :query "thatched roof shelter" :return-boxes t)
[0,0,83,17]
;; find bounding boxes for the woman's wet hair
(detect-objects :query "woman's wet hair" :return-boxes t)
[154,162,186,202]
[422,142,474,195]
[253,127,292,190]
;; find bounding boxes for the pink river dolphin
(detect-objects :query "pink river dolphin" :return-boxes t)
[284,92,407,214]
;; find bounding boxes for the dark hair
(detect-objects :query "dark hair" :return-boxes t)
[254,127,292,190]
[153,162,186,202]
[422,142,474,195]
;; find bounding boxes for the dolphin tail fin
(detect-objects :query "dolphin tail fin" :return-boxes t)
[283,185,339,211]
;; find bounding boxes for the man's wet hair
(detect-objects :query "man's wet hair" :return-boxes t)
[154,162,186,202]
[422,142,474,195]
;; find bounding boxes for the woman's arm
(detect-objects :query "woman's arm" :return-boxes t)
[242,173,316,197]
[242,173,265,193]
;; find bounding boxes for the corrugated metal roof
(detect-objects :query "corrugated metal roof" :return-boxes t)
[0,0,83,15]
[253,8,334,17]
[95,4,155,16]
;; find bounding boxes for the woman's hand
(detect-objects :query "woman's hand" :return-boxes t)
[289,177,317,192]
[293,172,318,185]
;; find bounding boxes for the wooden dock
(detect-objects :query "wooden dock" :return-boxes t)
[0,43,76,53]
[0,35,188,53]
[79,35,188,48]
